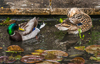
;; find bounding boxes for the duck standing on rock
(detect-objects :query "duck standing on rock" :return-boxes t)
[55,8,92,34]
[7,17,45,42]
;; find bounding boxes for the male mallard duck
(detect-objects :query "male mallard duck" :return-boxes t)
[55,8,92,34]
[7,17,45,42]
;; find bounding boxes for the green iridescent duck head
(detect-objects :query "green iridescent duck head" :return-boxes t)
[7,23,22,42]
[7,23,19,35]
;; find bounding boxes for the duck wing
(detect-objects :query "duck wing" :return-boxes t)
[21,28,40,41]
[22,17,38,36]
[18,22,28,30]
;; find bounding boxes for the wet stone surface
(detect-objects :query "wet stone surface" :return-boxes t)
[52,0,99,8]
[2,0,49,8]
[0,17,100,64]
[0,0,100,15]
[0,0,99,8]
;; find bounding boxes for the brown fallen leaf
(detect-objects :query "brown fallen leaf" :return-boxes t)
[0,47,2,49]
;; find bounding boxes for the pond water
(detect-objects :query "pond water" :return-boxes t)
[0,16,100,64]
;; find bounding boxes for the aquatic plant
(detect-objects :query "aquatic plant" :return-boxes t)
[78,28,85,40]
[4,17,11,23]
[59,18,63,23]
[59,18,67,23]
[77,28,85,45]
[0,17,15,25]
[88,31,100,45]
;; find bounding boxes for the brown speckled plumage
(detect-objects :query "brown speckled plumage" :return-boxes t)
[68,13,92,33]
[55,8,92,34]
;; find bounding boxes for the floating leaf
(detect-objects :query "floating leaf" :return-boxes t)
[35,49,44,53]
[90,56,100,62]
[74,46,85,51]
[7,45,24,52]
[0,56,16,63]
[0,47,2,49]
[71,57,85,64]
[41,50,68,62]
[8,56,15,60]
[15,55,22,60]
[1,7,3,8]
[85,45,100,54]
[21,55,44,63]
[31,52,41,55]
[36,61,60,64]
[42,50,68,57]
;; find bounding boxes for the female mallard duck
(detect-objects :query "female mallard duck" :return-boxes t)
[55,8,92,34]
[7,17,45,42]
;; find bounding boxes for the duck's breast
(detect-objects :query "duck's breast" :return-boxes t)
[10,31,22,42]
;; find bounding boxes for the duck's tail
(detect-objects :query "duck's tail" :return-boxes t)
[37,23,45,29]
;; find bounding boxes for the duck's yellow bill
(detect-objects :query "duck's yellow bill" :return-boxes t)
[19,27,25,31]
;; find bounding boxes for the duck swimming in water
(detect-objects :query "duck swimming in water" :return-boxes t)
[7,17,45,42]
[55,8,92,34]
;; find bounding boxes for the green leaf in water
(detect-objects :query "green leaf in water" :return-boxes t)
[83,35,85,38]
[59,18,63,23]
